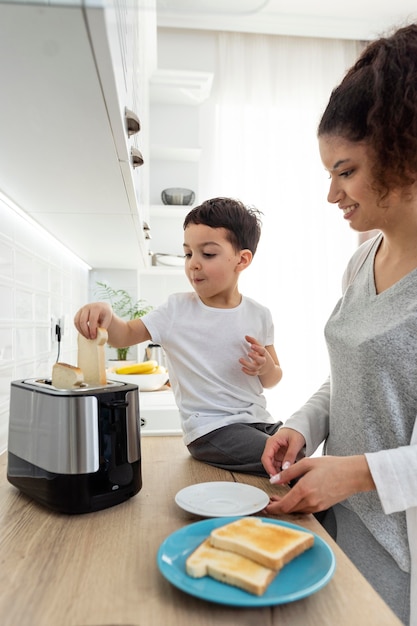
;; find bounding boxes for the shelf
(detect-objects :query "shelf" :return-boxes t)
[150,69,213,105]
[150,145,201,161]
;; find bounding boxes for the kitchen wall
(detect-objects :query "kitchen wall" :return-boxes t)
[88,267,144,364]
[0,195,90,453]
[151,27,362,423]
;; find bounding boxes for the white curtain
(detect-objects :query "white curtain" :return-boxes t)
[199,33,362,421]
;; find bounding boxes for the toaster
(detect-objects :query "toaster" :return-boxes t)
[7,378,142,514]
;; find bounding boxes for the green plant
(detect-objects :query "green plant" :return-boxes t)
[95,281,153,361]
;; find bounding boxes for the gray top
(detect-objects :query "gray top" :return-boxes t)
[286,234,417,572]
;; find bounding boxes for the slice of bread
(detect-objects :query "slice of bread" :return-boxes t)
[209,517,314,570]
[77,327,108,386]
[52,362,84,389]
[186,538,277,596]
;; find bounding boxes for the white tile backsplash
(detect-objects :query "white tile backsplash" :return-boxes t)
[0,366,13,406]
[14,248,34,287]
[0,196,89,453]
[15,288,34,320]
[0,240,13,278]
[15,327,35,360]
[0,329,13,362]
[34,293,49,320]
[0,284,13,319]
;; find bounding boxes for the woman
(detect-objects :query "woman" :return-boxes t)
[261,24,417,625]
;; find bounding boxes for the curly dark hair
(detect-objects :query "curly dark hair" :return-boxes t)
[318,23,417,199]
[183,197,262,255]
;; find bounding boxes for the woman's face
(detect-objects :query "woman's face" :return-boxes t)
[319,134,395,233]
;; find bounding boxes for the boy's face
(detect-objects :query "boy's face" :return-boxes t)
[183,223,249,304]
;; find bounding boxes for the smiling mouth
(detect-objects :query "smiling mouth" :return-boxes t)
[341,203,358,218]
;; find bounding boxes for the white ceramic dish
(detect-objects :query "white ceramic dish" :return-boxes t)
[107,370,169,391]
[175,482,269,517]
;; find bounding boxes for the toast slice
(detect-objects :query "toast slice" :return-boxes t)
[209,517,314,570]
[77,327,108,386]
[52,362,84,389]
[186,538,277,596]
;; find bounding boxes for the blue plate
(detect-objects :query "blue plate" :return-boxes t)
[157,516,336,606]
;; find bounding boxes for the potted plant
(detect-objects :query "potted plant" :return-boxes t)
[94,281,153,361]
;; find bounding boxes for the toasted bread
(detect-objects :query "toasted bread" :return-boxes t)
[209,517,314,570]
[77,327,108,386]
[52,362,84,389]
[186,538,277,596]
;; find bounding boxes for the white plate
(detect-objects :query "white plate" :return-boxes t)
[175,482,269,517]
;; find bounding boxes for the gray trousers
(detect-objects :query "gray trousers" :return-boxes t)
[187,421,282,476]
[319,503,410,625]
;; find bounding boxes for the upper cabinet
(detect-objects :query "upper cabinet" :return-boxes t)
[0,0,157,269]
[148,68,213,258]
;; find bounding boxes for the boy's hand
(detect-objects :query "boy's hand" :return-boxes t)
[240,335,282,388]
[239,335,267,376]
[74,302,113,339]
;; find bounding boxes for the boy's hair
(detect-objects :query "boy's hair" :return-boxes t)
[183,197,262,255]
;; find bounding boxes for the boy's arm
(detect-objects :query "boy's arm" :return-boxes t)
[109,316,151,348]
[239,335,282,388]
[74,302,151,347]
[259,344,283,388]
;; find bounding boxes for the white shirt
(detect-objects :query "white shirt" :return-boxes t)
[141,292,276,445]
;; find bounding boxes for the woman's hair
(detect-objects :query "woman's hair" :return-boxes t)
[318,23,417,196]
[183,197,262,255]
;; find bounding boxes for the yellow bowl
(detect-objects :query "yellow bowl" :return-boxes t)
[107,369,169,392]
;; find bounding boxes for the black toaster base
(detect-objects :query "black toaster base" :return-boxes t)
[7,452,142,514]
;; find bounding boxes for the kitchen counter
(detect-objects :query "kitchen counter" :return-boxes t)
[0,437,401,626]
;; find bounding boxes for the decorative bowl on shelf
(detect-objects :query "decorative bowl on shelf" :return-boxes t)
[161,188,195,206]
[152,253,185,267]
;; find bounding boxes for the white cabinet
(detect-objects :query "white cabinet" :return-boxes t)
[148,69,213,257]
[0,0,156,269]
[139,388,182,436]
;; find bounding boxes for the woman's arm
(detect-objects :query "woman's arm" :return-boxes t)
[265,453,376,515]
[366,442,417,514]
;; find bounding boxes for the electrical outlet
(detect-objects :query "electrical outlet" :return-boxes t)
[51,317,60,344]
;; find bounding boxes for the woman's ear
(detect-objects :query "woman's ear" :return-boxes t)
[236,249,253,272]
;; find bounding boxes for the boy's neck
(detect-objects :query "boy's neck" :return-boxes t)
[198,291,243,309]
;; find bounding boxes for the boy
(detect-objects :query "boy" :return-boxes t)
[74,197,283,475]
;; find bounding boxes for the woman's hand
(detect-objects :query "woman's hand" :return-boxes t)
[261,427,306,476]
[265,454,376,515]
[74,302,113,339]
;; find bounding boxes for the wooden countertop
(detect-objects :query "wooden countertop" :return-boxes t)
[0,437,401,626]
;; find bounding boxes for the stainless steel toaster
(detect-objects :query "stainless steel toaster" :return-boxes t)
[7,378,142,514]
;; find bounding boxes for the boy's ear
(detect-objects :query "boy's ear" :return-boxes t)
[236,249,253,272]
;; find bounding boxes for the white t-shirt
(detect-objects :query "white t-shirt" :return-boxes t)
[141,292,276,445]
